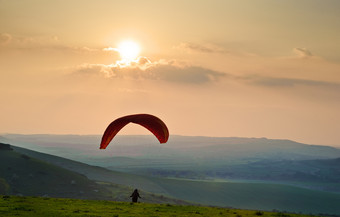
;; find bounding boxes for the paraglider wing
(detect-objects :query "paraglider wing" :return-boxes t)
[100,114,169,149]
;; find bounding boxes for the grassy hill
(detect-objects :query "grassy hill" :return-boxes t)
[0,143,191,205]
[10,145,169,195]
[0,195,321,217]
[0,143,109,199]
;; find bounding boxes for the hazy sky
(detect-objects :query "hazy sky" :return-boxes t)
[1,0,340,146]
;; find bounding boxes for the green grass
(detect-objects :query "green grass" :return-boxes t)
[0,195,320,217]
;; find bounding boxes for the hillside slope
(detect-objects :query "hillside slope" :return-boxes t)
[0,143,110,199]
[11,145,168,195]
[0,143,190,205]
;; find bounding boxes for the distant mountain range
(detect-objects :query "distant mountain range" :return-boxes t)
[2,134,340,161]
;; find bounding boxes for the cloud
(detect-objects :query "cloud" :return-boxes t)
[0,33,12,45]
[175,42,226,54]
[73,63,113,77]
[73,56,339,88]
[0,33,60,47]
[0,33,105,54]
[73,57,225,84]
[148,64,224,84]
[102,47,120,53]
[242,75,340,88]
[293,48,313,58]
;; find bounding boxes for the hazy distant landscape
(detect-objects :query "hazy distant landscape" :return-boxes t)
[2,134,340,191]
[1,134,340,215]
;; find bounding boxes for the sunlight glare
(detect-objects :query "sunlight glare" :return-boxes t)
[117,40,141,62]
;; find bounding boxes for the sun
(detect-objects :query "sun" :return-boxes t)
[117,40,141,62]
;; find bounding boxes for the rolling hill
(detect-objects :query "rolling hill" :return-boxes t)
[3,141,340,215]
[0,142,109,199]
[0,142,191,205]
[6,134,338,193]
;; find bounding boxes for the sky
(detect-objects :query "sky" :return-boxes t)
[1,0,340,146]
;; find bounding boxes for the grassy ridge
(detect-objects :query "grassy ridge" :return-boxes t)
[0,196,319,217]
[0,148,110,199]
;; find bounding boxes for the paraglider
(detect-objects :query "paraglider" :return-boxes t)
[100,114,169,149]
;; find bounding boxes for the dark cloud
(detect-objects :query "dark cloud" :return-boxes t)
[73,58,225,84]
[243,75,340,88]
[74,59,339,88]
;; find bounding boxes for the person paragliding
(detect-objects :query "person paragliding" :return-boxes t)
[100,114,168,204]
[130,189,141,203]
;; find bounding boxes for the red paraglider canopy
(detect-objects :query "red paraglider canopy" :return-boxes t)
[100,114,169,149]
